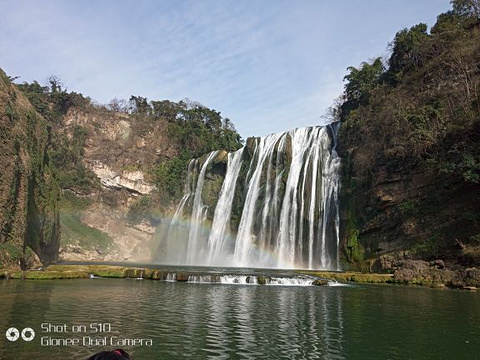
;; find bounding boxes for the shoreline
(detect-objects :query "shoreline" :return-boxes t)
[0,264,477,291]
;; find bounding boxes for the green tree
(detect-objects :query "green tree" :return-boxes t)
[17,81,50,117]
[18,77,90,122]
[341,57,384,116]
[150,100,180,121]
[386,23,429,83]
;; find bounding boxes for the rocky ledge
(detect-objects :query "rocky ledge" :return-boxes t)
[364,255,480,290]
[89,161,154,194]
[1,263,477,290]
[391,260,479,290]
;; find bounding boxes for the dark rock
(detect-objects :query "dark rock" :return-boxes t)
[393,260,455,286]
[371,254,395,272]
[463,267,480,287]
[396,260,430,272]
[245,137,257,151]
[430,259,445,269]
[312,278,329,286]
[459,246,480,267]
[176,273,189,282]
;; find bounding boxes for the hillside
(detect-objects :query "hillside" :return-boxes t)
[338,2,480,273]
[1,75,243,265]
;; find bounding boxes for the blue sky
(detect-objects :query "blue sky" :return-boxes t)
[0,0,452,138]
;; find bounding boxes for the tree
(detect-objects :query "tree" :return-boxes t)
[129,95,150,114]
[17,81,50,116]
[150,100,181,121]
[341,57,384,116]
[48,75,63,93]
[324,95,345,123]
[431,11,462,35]
[108,98,127,113]
[223,118,236,131]
[451,0,480,18]
[387,23,429,83]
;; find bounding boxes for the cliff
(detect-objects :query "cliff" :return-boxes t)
[12,83,242,263]
[55,105,171,262]
[338,8,480,271]
[0,70,60,269]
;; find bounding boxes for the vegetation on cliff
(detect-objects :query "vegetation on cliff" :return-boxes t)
[0,70,244,265]
[17,81,242,200]
[17,78,100,192]
[0,70,60,268]
[337,0,480,269]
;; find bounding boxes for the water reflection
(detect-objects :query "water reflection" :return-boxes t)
[178,285,347,359]
[1,280,479,360]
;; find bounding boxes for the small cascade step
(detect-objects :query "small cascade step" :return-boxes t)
[156,272,332,286]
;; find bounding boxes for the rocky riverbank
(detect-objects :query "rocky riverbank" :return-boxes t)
[384,259,480,290]
[305,258,480,291]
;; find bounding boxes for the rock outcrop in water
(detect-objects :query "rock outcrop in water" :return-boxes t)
[157,125,341,270]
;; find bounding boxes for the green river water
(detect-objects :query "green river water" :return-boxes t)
[0,277,479,359]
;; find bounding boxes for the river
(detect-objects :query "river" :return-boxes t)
[1,277,479,359]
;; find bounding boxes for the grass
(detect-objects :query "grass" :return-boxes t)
[59,191,114,251]
[3,265,128,280]
[299,270,395,284]
[60,213,114,250]
[60,190,92,211]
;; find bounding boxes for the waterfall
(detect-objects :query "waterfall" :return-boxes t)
[186,151,219,264]
[207,148,244,264]
[234,132,284,265]
[159,125,341,270]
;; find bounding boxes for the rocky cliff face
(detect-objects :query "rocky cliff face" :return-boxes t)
[56,107,169,263]
[337,14,480,271]
[0,70,60,269]
[10,78,242,264]
[339,153,480,270]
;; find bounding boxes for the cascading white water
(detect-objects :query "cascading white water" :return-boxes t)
[163,159,197,263]
[319,124,341,270]
[234,132,284,265]
[160,125,341,270]
[184,275,319,286]
[186,151,218,264]
[276,127,316,268]
[207,148,244,264]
